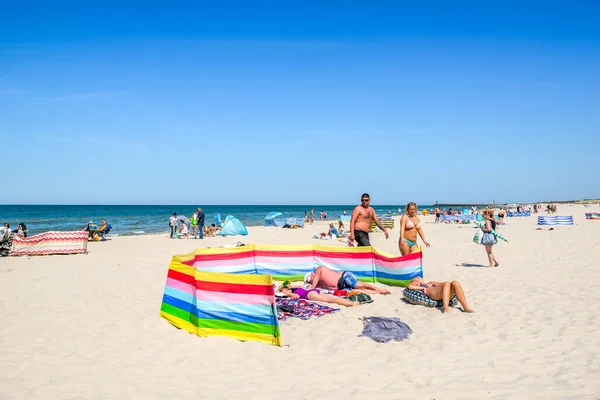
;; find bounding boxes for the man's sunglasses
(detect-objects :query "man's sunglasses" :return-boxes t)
[361,198,370,202]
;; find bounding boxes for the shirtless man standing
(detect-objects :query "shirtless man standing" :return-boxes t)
[305,266,390,294]
[349,193,389,246]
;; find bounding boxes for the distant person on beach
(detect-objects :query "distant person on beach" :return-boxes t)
[408,276,473,313]
[327,223,338,239]
[97,219,108,234]
[196,208,205,239]
[338,221,348,237]
[434,207,440,223]
[349,193,389,246]
[2,223,12,241]
[16,223,28,237]
[191,210,199,237]
[304,211,308,221]
[399,202,430,255]
[178,221,189,239]
[169,213,177,239]
[343,210,347,215]
[305,266,391,294]
[83,220,98,239]
[481,210,500,268]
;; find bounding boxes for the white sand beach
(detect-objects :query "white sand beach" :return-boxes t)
[1,204,599,399]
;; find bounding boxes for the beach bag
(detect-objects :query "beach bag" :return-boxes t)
[482,232,497,246]
[473,229,483,245]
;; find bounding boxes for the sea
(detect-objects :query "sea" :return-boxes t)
[0,204,439,237]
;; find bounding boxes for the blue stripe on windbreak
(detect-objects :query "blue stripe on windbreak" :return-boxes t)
[198,263,256,274]
[373,265,422,277]
[197,309,277,325]
[373,270,422,281]
[256,262,314,271]
[164,286,194,304]
[162,295,276,325]
[255,267,313,276]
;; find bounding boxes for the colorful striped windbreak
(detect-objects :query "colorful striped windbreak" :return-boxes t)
[160,244,423,346]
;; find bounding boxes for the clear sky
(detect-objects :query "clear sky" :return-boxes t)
[2,1,599,205]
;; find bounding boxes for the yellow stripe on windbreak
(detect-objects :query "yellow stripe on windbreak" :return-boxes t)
[172,245,254,263]
[313,244,373,254]
[253,244,314,252]
[167,262,273,285]
[372,247,412,259]
[160,312,282,346]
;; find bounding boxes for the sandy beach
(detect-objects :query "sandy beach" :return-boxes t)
[1,204,599,399]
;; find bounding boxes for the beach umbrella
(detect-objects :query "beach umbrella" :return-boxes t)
[473,220,508,242]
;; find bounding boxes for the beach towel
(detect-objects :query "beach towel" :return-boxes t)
[276,298,340,321]
[358,317,412,343]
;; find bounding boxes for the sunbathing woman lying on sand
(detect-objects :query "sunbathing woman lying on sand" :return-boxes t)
[408,277,473,313]
[279,282,359,307]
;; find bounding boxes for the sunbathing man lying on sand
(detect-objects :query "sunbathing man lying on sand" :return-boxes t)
[305,266,391,295]
[408,277,473,313]
[280,282,359,307]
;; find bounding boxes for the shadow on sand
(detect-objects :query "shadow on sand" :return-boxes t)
[457,262,486,268]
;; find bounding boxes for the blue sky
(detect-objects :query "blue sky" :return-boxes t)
[1,1,599,205]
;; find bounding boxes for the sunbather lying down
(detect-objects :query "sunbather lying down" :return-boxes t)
[305,266,391,295]
[408,277,473,313]
[280,283,358,307]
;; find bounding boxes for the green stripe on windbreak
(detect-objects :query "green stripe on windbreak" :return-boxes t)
[374,277,411,287]
[270,274,304,282]
[160,303,280,336]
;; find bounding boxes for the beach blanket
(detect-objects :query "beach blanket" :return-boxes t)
[585,212,600,220]
[276,298,340,321]
[359,316,413,343]
[11,231,88,256]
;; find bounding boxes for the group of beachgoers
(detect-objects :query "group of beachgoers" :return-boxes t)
[82,220,110,241]
[1,223,27,240]
[292,193,468,312]
[169,209,225,239]
[284,193,499,313]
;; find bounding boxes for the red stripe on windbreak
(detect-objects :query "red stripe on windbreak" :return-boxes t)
[254,250,314,258]
[191,250,255,262]
[168,269,196,285]
[314,250,373,259]
[195,280,275,295]
[166,269,274,295]
[374,251,421,262]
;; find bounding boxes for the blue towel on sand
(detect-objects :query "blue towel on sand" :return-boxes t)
[359,317,413,343]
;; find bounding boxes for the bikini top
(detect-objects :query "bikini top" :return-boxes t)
[405,217,420,229]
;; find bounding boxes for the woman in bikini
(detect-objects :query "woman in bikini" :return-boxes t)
[280,283,358,307]
[399,202,430,255]
[408,276,473,313]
